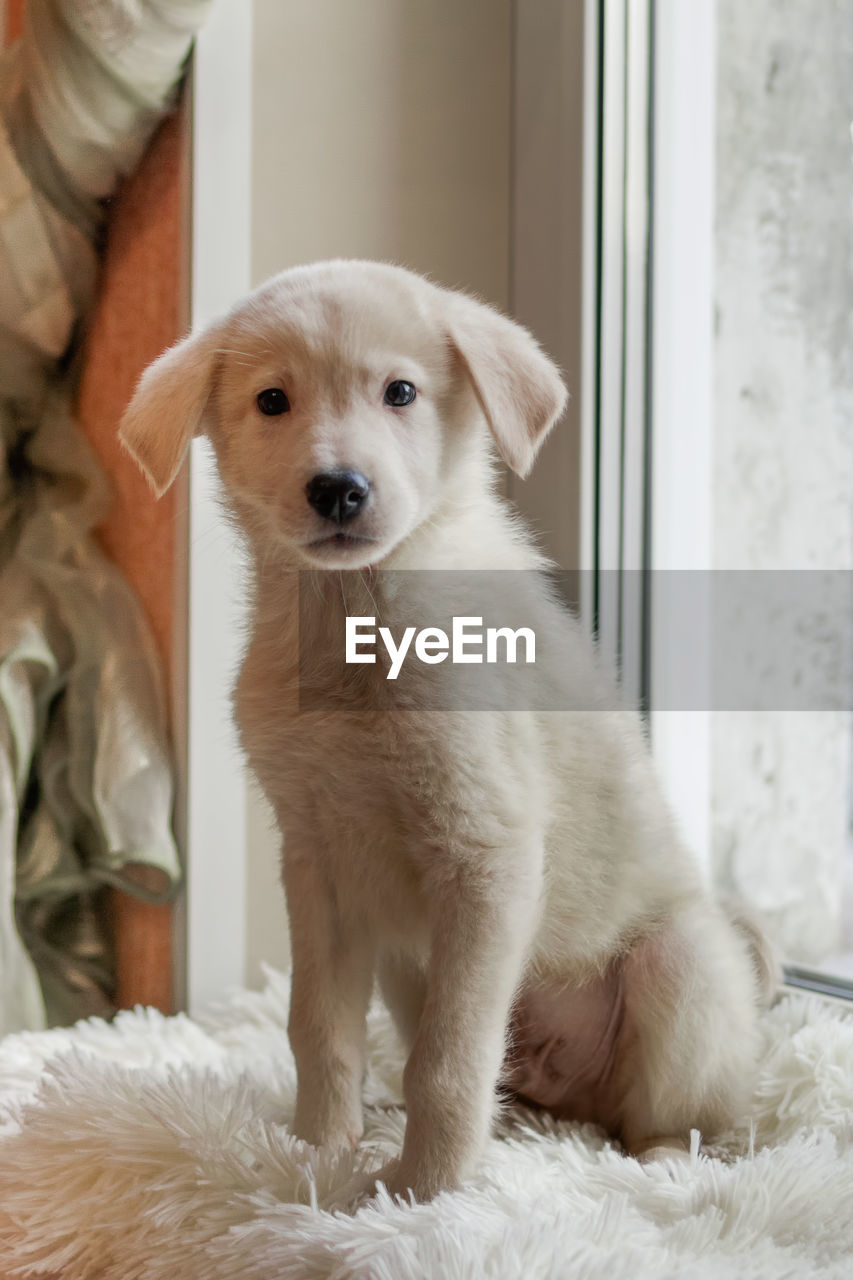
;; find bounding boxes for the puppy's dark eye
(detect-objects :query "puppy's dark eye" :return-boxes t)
[384,380,417,407]
[257,388,290,416]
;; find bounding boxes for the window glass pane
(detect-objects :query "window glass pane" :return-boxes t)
[711,0,853,978]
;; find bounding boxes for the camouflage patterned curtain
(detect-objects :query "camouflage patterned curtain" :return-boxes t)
[0,0,212,1033]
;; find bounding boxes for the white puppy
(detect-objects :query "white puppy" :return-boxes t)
[120,260,775,1202]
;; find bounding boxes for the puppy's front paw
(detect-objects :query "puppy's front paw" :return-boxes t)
[369,1158,406,1201]
[336,1158,433,1208]
[371,1157,459,1205]
[292,1098,364,1151]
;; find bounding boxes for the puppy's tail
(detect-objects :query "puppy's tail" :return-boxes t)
[721,895,781,1008]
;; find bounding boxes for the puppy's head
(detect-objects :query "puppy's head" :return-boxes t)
[119,260,567,569]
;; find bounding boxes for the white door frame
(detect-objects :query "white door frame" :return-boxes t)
[185,0,253,1013]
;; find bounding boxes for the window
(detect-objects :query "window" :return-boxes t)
[585,0,853,993]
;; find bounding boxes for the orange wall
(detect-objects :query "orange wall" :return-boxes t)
[76,104,188,690]
[76,100,190,1013]
[6,0,23,42]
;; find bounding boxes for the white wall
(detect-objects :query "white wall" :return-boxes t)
[244,0,513,984]
[251,0,511,299]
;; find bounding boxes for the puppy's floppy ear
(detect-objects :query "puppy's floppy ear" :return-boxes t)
[447,294,568,479]
[119,326,219,497]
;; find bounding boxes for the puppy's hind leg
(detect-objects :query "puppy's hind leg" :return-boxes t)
[617,903,765,1164]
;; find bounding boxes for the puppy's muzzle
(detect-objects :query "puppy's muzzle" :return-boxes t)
[306,470,371,524]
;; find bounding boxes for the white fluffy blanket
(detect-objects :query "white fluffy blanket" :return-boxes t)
[0,971,851,1279]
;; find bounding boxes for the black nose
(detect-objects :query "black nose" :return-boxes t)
[305,470,371,524]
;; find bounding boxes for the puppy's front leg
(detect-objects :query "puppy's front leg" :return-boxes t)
[388,848,543,1202]
[284,848,374,1149]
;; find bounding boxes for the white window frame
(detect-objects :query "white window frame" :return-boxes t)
[580,0,715,879]
[647,0,715,879]
[595,0,652,701]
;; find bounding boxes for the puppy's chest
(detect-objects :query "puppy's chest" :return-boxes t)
[238,637,432,835]
[238,603,475,820]
[237,601,546,934]
[240,645,513,849]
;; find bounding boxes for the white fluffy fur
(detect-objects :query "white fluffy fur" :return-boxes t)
[0,974,852,1279]
[118,260,776,1201]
